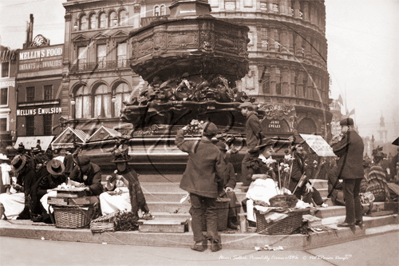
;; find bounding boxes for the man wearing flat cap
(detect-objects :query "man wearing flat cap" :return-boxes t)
[69,155,103,196]
[331,118,364,227]
[176,121,227,252]
[238,102,263,186]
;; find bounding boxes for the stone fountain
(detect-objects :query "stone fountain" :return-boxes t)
[81,1,253,179]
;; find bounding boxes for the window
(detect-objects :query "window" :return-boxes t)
[94,84,111,118]
[75,85,91,119]
[1,62,9,78]
[26,116,35,136]
[97,44,107,69]
[114,83,130,117]
[43,114,52,135]
[79,15,87,30]
[154,6,160,16]
[109,11,117,27]
[160,5,166,16]
[0,88,8,105]
[276,76,282,95]
[119,10,128,26]
[78,47,87,70]
[44,85,52,100]
[262,76,270,94]
[89,14,96,29]
[99,12,107,28]
[26,87,35,102]
[0,118,6,131]
[117,43,127,68]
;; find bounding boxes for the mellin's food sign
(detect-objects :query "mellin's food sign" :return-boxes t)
[19,44,63,72]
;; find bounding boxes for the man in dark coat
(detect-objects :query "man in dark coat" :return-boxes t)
[69,155,103,196]
[176,122,227,252]
[332,118,364,227]
[239,102,263,186]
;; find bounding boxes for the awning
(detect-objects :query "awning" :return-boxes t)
[51,127,89,150]
[14,136,54,151]
[88,126,121,142]
[300,134,336,157]
[392,137,399,146]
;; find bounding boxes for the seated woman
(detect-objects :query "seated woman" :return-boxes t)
[99,150,153,220]
[37,159,67,221]
[99,171,131,215]
[215,141,241,230]
[0,155,36,220]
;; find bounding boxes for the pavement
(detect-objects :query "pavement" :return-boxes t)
[1,231,398,266]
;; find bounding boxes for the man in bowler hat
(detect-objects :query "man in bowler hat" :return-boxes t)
[332,118,364,227]
[176,122,227,252]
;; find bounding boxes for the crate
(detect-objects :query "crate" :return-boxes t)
[202,198,230,231]
[52,204,96,229]
[255,209,306,235]
[90,212,118,233]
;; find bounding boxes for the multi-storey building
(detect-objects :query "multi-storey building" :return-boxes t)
[61,0,331,138]
[0,45,17,152]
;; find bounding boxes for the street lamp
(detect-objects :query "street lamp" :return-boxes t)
[71,99,76,129]
[73,21,78,31]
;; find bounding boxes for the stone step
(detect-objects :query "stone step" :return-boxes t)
[1,214,397,250]
[139,218,188,233]
[147,202,191,213]
[313,202,387,219]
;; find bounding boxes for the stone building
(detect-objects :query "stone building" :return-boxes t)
[0,45,18,151]
[60,0,331,138]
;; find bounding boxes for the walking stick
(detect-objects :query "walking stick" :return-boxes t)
[292,173,306,195]
[278,164,281,192]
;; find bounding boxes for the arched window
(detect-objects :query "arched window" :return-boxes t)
[119,9,128,26]
[154,6,160,16]
[79,15,87,31]
[94,84,112,118]
[99,12,107,28]
[160,5,166,16]
[297,118,316,134]
[75,85,91,119]
[89,14,96,29]
[109,11,117,27]
[114,83,130,117]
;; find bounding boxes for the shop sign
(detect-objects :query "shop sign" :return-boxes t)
[17,107,62,116]
[0,80,15,87]
[18,44,63,73]
[300,134,336,157]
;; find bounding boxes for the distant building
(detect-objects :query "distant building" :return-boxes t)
[0,45,18,151]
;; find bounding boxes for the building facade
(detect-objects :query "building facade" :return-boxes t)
[61,0,331,138]
[0,45,18,151]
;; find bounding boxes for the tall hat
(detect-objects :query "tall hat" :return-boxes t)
[47,159,65,176]
[340,118,354,126]
[11,155,27,173]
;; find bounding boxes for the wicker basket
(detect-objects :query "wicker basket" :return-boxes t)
[202,198,230,231]
[53,205,96,229]
[255,209,306,235]
[90,212,118,233]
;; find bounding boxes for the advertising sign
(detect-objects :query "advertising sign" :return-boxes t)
[300,134,336,157]
[18,44,63,73]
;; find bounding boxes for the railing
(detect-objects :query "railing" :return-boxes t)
[70,59,130,73]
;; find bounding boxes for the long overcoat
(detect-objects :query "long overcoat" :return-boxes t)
[332,130,364,179]
[176,129,227,198]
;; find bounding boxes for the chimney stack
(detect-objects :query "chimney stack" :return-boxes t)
[24,14,34,49]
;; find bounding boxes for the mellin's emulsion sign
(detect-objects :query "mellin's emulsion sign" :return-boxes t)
[17,107,62,116]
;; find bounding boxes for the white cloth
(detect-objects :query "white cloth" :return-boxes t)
[247,199,256,222]
[41,190,57,213]
[246,178,278,205]
[0,192,25,219]
[1,163,12,186]
[99,187,130,215]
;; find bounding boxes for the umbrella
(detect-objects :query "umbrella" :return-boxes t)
[392,137,399,146]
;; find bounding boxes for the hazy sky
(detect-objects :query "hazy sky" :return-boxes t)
[0,0,398,142]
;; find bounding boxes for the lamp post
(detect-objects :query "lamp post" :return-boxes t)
[73,21,78,31]
[71,99,76,129]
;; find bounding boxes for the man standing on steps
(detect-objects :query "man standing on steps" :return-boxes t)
[331,118,364,227]
[176,122,227,252]
[239,102,263,186]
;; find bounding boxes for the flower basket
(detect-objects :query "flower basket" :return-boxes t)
[90,212,118,233]
[202,198,230,231]
[269,195,288,208]
[255,209,307,235]
[53,204,96,229]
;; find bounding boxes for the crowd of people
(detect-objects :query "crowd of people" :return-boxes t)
[0,110,397,253]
